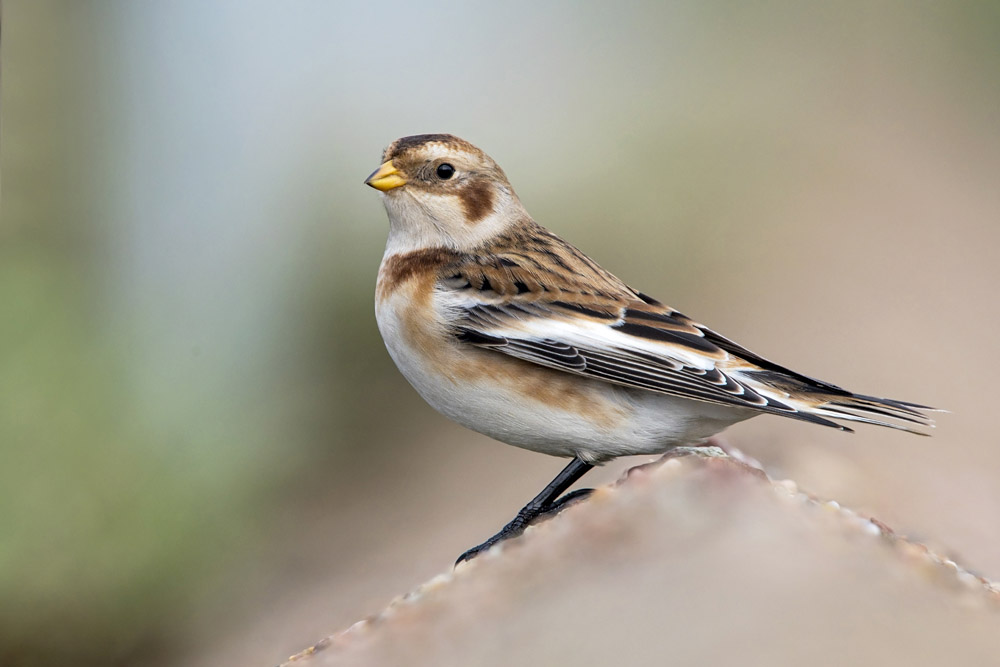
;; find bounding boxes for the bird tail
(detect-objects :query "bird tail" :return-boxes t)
[742,366,940,435]
[800,393,938,435]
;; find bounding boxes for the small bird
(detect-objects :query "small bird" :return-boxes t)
[364,133,935,564]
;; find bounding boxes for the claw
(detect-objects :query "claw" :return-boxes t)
[455,458,595,565]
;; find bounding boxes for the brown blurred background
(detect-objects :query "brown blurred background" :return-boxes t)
[2,2,998,665]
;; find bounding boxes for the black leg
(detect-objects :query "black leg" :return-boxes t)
[456,457,594,564]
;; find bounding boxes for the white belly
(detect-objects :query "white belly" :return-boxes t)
[375,289,752,463]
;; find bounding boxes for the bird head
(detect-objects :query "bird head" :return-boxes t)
[365,134,528,252]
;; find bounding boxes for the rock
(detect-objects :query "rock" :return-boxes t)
[282,448,999,667]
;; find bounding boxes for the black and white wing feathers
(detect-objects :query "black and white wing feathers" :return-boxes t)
[439,243,934,434]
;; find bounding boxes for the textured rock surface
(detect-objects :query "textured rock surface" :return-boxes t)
[282,448,998,667]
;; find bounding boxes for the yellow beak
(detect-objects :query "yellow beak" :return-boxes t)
[365,160,407,191]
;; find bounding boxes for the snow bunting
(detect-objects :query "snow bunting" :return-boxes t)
[365,133,935,563]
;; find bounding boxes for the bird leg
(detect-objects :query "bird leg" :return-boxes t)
[456,457,594,564]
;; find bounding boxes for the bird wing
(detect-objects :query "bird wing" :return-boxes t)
[438,245,933,433]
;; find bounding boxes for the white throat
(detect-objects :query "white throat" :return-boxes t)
[380,186,526,257]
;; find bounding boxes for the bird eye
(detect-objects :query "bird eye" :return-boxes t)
[436,163,455,180]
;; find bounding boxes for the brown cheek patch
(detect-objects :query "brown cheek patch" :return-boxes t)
[458,179,495,224]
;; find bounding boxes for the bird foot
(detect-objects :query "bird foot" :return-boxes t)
[455,488,593,565]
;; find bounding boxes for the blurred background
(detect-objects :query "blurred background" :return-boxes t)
[2,1,999,665]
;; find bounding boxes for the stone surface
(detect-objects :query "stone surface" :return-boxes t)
[281,448,999,667]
